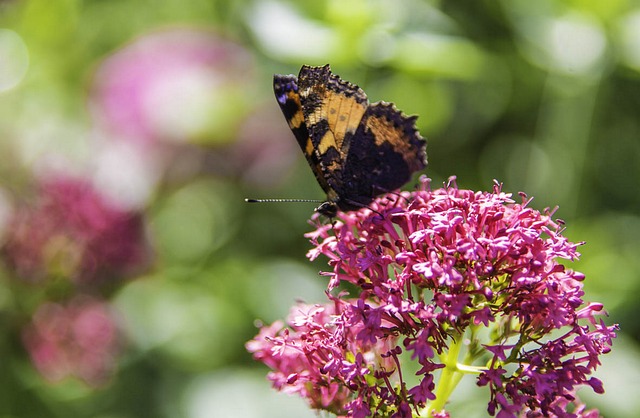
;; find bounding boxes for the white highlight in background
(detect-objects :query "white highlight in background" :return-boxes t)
[0,29,29,92]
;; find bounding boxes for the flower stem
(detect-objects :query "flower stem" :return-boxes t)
[422,334,465,416]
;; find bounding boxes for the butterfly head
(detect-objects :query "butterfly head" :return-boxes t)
[315,201,339,218]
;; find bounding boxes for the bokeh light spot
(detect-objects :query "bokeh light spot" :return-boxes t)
[617,10,640,71]
[0,29,29,93]
[150,180,236,262]
[249,1,337,61]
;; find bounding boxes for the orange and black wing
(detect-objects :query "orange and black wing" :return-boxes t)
[296,65,369,208]
[273,73,332,196]
[337,100,427,211]
[274,64,427,215]
[297,65,426,212]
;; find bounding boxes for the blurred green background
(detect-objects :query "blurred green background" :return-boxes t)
[0,0,639,417]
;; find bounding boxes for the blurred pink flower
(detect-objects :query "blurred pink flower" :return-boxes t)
[22,296,120,386]
[2,175,149,283]
[90,27,254,147]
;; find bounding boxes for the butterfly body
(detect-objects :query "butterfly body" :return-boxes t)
[274,64,427,217]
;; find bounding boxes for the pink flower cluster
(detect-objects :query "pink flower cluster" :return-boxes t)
[22,297,119,386]
[91,28,253,147]
[247,300,398,415]
[3,175,148,283]
[248,177,617,417]
[1,175,147,385]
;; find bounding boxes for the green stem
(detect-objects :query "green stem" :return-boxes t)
[423,335,464,416]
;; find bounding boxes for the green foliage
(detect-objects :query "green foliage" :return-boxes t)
[0,0,638,417]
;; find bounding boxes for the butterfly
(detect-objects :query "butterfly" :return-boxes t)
[273,64,427,217]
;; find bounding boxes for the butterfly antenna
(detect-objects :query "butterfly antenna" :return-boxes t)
[245,198,324,204]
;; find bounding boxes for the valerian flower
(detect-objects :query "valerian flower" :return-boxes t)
[2,175,149,283]
[247,176,617,417]
[90,28,254,147]
[22,296,120,386]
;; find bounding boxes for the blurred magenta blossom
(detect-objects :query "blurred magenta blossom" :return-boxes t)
[22,296,119,386]
[248,177,616,417]
[90,27,254,147]
[2,174,148,283]
[90,27,301,191]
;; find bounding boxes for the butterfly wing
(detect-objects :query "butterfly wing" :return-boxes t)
[273,73,333,195]
[297,65,369,204]
[336,101,427,211]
